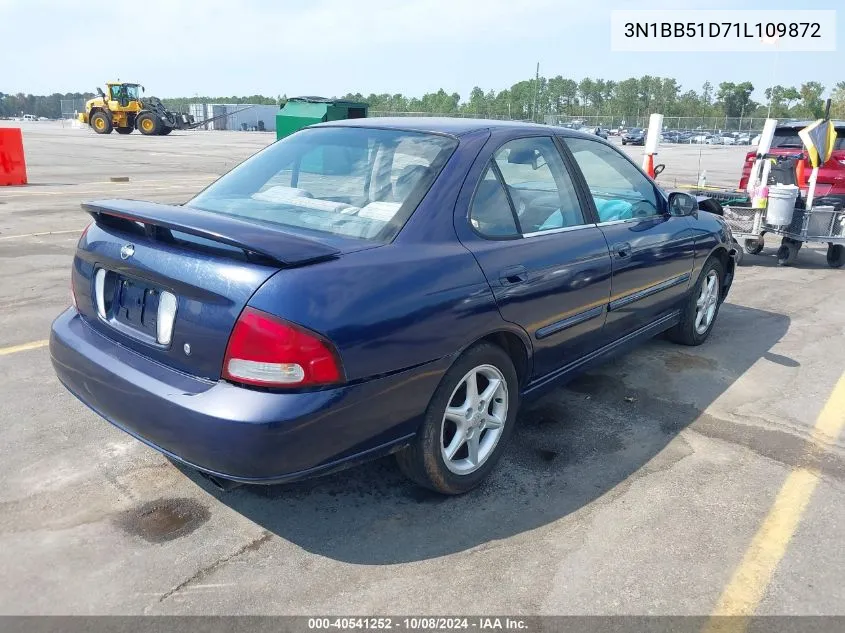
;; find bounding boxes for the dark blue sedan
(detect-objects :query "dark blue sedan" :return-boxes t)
[51,118,737,494]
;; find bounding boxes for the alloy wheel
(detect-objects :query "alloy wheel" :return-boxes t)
[440,364,508,475]
[695,270,719,335]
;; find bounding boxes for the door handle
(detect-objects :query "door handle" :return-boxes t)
[612,242,632,258]
[499,265,527,285]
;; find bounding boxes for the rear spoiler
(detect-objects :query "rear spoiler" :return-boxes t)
[82,199,341,266]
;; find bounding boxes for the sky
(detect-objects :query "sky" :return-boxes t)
[0,0,840,101]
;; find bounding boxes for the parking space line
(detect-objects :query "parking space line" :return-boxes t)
[0,340,49,356]
[0,229,82,241]
[705,373,845,630]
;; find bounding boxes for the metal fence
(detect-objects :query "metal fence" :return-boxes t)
[60,98,86,119]
[544,114,773,133]
[370,111,533,121]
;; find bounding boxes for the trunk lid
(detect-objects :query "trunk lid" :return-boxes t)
[72,200,361,380]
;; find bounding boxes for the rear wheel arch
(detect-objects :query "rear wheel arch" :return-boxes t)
[458,329,532,388]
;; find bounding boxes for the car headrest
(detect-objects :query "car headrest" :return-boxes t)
[393,164,432,201]
[507,148,537,164]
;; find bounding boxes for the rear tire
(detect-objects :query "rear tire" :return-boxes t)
[136,112,160,136]
[90,111,112,134]
[395,343,518,495]
[827,244,844,268]
[666,257,725,346]
[115,127,133,135]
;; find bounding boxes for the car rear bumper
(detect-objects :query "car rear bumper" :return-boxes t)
[50,309,449,483]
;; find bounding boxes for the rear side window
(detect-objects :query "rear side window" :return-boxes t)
[470,166,520,238]
[493,137,584,233]
[188,127,457,242]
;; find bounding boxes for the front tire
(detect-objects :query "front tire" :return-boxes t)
[90,111,112,134]
[667,257,725,346]
[159,126,173,135]
[744,238,764,255]
[777,238,801,266]
[396,343,519,495]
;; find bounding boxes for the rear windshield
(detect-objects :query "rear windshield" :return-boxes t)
[187,127,458,242]
[771,127,845,149]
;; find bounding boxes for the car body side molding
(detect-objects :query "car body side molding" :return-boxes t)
[608,273,691,312]
[524,310,681,397]
[535,305,606,340]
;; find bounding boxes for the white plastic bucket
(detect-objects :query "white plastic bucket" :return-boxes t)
[766,184,799,226]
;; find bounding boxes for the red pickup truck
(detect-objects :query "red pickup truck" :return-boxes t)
[738,121,845,208]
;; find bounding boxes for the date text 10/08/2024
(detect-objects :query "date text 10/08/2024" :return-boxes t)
[623,22,821,39]
[307,617,529,630]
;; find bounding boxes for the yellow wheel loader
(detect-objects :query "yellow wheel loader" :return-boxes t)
[79,82,196,135]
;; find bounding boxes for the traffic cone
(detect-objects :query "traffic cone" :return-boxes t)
[643,153,655,178]
[795,157,806,188]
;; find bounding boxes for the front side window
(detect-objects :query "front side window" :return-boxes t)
[564,137,660,222]
[493,137,585,234]
[188,127,457,242]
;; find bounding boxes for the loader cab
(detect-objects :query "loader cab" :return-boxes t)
[107,83,141,108]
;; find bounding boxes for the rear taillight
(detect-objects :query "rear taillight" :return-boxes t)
[70,223,93,310]
[222,307,343,388]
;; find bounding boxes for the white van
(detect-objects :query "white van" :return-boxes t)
[22,114,37,122]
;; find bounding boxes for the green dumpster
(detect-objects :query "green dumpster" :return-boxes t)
[276,96,368,140]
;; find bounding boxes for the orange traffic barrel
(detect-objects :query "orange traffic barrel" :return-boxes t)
[0,128,28,186]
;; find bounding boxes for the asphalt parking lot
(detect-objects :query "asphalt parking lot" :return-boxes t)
[1,121,844,617]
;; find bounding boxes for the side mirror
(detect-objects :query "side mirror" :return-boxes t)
[668,191,697,217]
[653,164,665,178]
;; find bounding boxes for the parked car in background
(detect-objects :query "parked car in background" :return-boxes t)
[590,127,608,139]
[621,128,645,145]
[739,120,845,209]
[706,136,735,145]
[51,118,737,495]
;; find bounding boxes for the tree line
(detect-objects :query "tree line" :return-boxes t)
[0,92,94,119]
[3,76,844,121]
[342,77,845,121]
